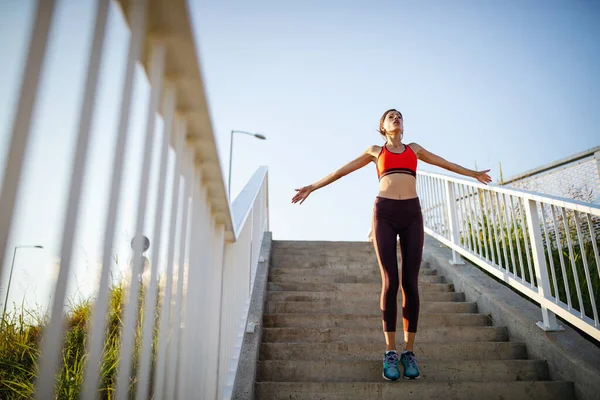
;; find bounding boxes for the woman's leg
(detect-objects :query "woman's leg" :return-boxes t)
[398,210,424,352]
[372,215,400,351]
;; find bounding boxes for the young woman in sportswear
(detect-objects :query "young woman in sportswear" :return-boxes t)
[291,109,492,381]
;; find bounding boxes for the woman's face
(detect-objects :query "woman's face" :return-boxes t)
[382,110,403,135]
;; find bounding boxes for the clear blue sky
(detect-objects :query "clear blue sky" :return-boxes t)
[0,0,598,310]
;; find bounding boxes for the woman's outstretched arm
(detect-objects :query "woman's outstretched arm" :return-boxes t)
[292,145,378,204]
[410,143,492,184]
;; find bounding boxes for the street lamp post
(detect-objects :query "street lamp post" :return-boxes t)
[228,130,266,199]
[2,244,43,320]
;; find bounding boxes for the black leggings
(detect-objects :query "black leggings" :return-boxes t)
[372,196,424,333]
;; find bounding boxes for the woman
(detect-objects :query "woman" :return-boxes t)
[292,109,491,381]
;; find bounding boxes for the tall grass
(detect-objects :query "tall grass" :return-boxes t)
[0,283,161,399]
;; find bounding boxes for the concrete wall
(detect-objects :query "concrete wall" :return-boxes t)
[503,148,600,204]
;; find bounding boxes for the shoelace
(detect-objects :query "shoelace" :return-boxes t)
[404,353,418,368]
[385,352,399,366]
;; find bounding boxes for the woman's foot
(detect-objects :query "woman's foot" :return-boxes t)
[382,350,400,381]
[400,350,420,379]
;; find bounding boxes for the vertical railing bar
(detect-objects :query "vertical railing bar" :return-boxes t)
[114,39,165,400]
[216,241,230,400]
[133,89,177,400]
[35,0,109,395]
[551,205,572,309]
[165,151,193,399]
[585,214,600,295]
[133,99,175,396]
[520,197,535,288]
[541,202,559,302]
[35,0,112,396]
[466,185,480,254]
[423,175,433,230]
[458,184,470,252]
[486,190,502,269]
[79,1,141,397]
[206,224,225,400]
[438,178,449,238]
[464,185,476,254]
[152,117,186,400]
[509,195,526,282]
[469,185,482,256]
[429,175,437,232]
[478,188,490,261]
[501,193,518,276]
[574,212,598,324]
[561,207,585,317]
[0,0,57,290]
[176,171,202,398]
[457,184,471,252]
[495,192,511,275]
[482,189,495,264]
[433,177,442,235]
[524,199,563,331]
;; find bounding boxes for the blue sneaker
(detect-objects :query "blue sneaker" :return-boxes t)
[382,350,400,381]
[400,350,420,379]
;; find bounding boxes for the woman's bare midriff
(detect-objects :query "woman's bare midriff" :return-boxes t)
[377,173,418,200]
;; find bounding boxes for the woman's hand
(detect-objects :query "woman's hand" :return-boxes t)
[292,185,314,205]
[473,169,492,185]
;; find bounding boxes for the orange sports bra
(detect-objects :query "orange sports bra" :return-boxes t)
[376,144,418,180]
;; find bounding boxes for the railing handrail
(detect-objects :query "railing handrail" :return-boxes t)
[231,167,269,237]
[418,170,600,216]
[115,0,252,243]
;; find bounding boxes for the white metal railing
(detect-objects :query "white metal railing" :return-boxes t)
[0,0,269,399]
[417,170,600,341]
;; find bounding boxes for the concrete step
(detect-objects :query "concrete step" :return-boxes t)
[272,256,379,266]
[267,290,465,303]
[265,301,477,315]
[272,240,374,251]
[270,266,438,276]
[257,359,549,382]
[267,282,455,293]
[268,273,443,284]
[260,341,528,361]
[262,326,508,343]
[255,381,575,400]
[270,262,435,273]
[263,313,491,328]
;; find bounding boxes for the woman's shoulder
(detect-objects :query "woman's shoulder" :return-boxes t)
[407,142,421,152]
[365,144,383,157]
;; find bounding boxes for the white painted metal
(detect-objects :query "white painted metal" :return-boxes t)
[509,195,526,283]
[551,204,572,309]
[541,203,560,300]
[165,151,193,400]
[444,181,463,265]
[524,199,563,331]
[152,117,186,400]
[115,39,165,400]
[419,170,600,341]
[132,84,176,400]
[0,1,271,398]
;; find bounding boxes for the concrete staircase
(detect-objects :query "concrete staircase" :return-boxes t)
[254,240,575,399]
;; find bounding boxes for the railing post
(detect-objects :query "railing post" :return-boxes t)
[444,180,464,265]
[524,199,565,332]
